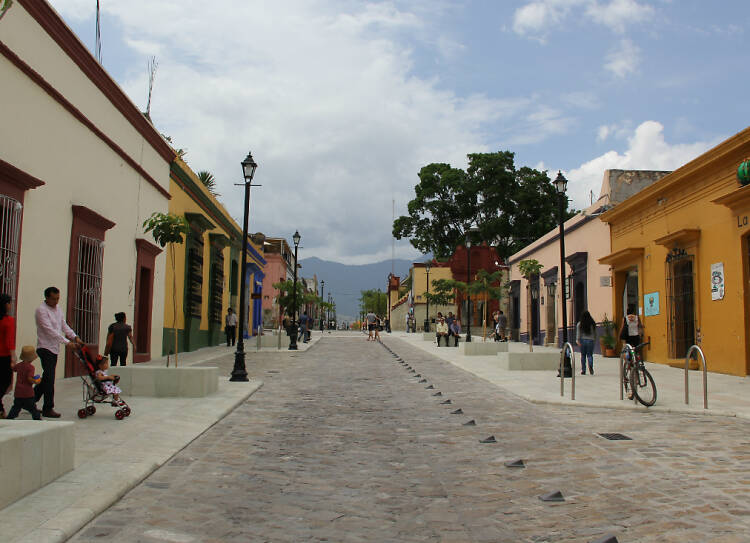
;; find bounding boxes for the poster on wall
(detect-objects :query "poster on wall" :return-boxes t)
[711,262,725,300]
[644,292,660,316]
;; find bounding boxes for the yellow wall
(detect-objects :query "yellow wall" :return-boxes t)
[413,265,453,304]
[601,126,750,375]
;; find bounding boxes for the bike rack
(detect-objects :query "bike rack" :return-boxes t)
[684,345,708,409]
[619,343,637,404]
[559,342,576,400]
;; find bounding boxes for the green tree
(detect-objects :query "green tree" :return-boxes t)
[359,289,387,315]
[142,212,190,366]
[197,170,220,198]
[518,259,543,352]
[393,151,575,260]
[466,269,504,341]
[272,279,305,321]
[425,278,465,306]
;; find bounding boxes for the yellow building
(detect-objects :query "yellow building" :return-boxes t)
[390,262,456,332]
[599,126,750,376]
[162,158,265,354]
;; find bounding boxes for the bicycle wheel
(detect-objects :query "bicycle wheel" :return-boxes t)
[631,366,657,406]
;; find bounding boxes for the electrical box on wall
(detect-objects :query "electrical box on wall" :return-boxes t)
[600,276,612,287]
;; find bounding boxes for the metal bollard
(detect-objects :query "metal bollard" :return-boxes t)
[559,342,576,400]
[684,345,708,409]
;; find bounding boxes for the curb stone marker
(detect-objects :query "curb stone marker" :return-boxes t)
[425,385,435,389]
[590,536,618,543]
[419,379,427,383]
[432,392,442,396]
[451,409,464,414]
[440,399,452,404]
[479,436,497,443]
[504,459,525,468]
[539,490,565,502]
[463,419,476,426]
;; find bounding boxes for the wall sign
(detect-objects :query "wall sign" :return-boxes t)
[711,262,725,300]
[644,292,660,316]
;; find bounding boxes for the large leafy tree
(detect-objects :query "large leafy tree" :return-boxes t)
[393,151,575,260]
[359,289,388,315]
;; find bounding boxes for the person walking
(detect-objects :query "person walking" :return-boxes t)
[497,310,508,341]
[576,310,597,375]
[366,311,376,341]
[104,312,134,367]
[225,307,237,347]
[6,346,42,420]
[0,293,16,419]
[299,311,310,343]
[34,286,82,418]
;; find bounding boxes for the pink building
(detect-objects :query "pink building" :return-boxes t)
[260,237,294,327]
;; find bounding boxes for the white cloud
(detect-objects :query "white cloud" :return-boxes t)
[585,0,654,33]
[564,120,716,209]
[49,0,576,263]
[597,125,611,141]
[604,38,641,78]
[512,0,585,39]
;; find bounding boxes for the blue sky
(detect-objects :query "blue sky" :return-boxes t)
[49,0,750,263]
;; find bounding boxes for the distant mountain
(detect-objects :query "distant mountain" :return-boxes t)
[299,256,424,321]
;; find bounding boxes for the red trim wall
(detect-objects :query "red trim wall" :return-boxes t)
[0,40,172,200]
[16,0,175,163]
[64,205,115,377]
[133,238,162,363]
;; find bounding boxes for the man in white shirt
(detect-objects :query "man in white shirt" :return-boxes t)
[34,286,82,418]
[225,307,237,347]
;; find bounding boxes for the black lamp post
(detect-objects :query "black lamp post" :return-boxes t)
[465,223,479,342]
[424,261,431,332]
[327,293,332,331]
[320,280,325,331]
[230,151,258,382]
[555,171,572,376]
[289,230,301,350]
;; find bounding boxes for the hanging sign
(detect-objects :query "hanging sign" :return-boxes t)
[644,292,659,317]
[711,262,725,300]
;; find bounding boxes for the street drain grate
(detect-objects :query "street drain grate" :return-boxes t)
[598,433,632,441]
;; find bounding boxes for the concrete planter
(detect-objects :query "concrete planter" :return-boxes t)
[423,332,437,341]
[497,351,560,370]
[0,421,75,509]
[115,366,219,397]
[461,342,509,356]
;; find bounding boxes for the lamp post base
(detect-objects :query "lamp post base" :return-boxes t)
[229,344,248,382]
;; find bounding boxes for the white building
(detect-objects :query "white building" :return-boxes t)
[0,1,174,376]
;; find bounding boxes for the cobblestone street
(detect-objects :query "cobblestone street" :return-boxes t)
[70,336,750,542]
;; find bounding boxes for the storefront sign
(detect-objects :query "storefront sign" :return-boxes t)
[644,292,659,316]
[737,215,749,228]
[711,262,725,300]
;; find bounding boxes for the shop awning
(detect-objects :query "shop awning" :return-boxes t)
[654,228,700,247]
[598,247,644,268]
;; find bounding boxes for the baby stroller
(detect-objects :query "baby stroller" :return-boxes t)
[74,345,131,420]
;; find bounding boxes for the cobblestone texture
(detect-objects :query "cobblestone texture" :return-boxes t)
[69,336,750,542]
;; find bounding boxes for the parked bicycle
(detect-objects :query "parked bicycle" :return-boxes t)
[622,341,657,406]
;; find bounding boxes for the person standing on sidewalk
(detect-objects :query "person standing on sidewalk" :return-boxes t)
[34,286,82,418]
[104,312,134,366]
[6,346,41,420]
[576,310,597,375]
[225,307,237,347]
[0,293,16,419]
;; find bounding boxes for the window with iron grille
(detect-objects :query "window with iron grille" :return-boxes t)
[666,248,695,358]
[187,236,204,318]
[0,195,22,311]
[209,249,224,323]
[74,236,104,344]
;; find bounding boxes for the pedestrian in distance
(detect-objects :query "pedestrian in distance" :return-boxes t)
[366,311,376,341]
[225,307,237,347]
[6,346,42,420]
[373,315,382,341]
[435,316,449,346]
[299,311,310,343]
[34,286,83,418]
[104,312,133,366]
[0,293,16,419]
[619,305,643,349]
[576,310,597,375]
[497,310,508,341]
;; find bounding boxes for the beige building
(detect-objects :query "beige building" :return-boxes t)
[0,2,173,375]
[508,170,669,348]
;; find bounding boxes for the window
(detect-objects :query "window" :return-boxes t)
[74,236,104,344]
[666,248,695,358]
[209,248,224,323]
[0,195,22,310]
[187,236,204,318]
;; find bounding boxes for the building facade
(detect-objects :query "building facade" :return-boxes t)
[0,1,173,375]
[599,127,750,376]
[260,237,294,328]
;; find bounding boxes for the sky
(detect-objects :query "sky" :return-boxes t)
[49,0,750,264]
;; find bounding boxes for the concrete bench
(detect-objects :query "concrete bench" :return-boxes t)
[461,341,509,356]
[497,351,560,370]
[0,420,75,510]
[114,366,219,397]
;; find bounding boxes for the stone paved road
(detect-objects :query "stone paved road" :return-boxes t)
[70,337,750,542]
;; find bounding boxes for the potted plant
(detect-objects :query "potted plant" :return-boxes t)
[600,314,617,357]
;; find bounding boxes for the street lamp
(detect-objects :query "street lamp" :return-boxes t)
[465,223,480,342]
[424,261,432,332]
[555,171,572,376]
[289,230,301,350]
[327,292,332,332]
[230,151,258,382]
[320,280,325,331]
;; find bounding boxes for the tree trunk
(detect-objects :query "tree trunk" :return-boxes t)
[527,284,533,352]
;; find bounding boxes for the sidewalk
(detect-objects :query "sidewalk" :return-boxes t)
[391,332,750,419]
[2,345,264,543]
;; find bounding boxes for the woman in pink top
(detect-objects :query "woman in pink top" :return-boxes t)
[0,293,17,418]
